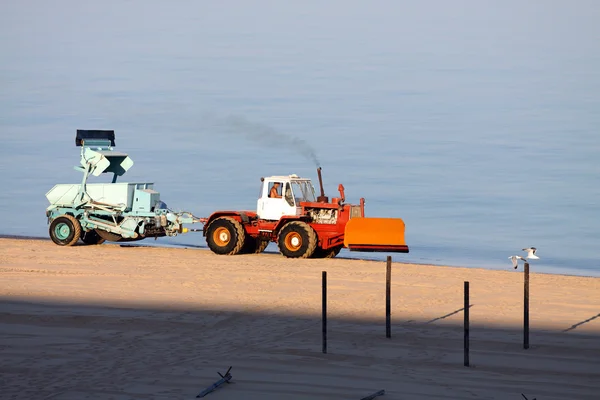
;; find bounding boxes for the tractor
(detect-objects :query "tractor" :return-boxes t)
[202,167,409,258]
[45,130,203,245]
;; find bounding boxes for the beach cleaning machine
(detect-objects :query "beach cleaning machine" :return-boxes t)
[45,130,203,245]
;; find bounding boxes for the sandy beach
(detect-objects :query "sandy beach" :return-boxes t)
[0,237,599,399]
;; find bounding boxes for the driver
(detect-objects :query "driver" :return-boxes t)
[269,182,282,198]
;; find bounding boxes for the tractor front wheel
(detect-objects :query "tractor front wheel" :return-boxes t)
[49,215,82,246]
[277,221,317,258]
[206,217,246,255]
[81,230,106,245]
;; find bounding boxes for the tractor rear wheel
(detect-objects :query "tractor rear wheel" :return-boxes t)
[240,236,269,254]
[311,245,342,259]
[206,217,246,255]
[81,230,106,245]
[277,221,317,258]
[49,215,82,246]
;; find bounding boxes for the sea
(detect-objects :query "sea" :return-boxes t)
[1,1,599,277]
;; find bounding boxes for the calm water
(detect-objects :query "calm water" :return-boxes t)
[1,1,599,276]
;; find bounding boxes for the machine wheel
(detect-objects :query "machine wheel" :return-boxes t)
[277,221,317,258]
[81,230,106,245]
[311,245,342,259]
[206,217,246,255]
[49,215,82,246]
[240,236,270,254]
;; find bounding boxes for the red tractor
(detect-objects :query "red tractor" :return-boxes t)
[201,168,408,258]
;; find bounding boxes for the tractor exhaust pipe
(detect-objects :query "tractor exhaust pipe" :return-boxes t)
[316,167,329,203]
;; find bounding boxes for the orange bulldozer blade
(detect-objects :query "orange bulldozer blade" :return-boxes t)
[344,217,409,253]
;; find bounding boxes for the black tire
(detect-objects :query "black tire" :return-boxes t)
[311,245,342,259]
[206,217,246,255]
[81,230,106,245]
[49,215,82,246]
[240,236,270,254]
[277,221,317,258]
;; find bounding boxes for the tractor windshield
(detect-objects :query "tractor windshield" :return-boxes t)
[291,180,316,203]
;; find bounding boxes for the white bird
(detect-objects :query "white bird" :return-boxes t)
[509,255,527,269]
[522,247,539,260]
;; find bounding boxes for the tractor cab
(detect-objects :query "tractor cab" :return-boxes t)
[257,175,316,220]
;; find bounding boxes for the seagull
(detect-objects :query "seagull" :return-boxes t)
[522,247,539,260]
[509,255,527,269]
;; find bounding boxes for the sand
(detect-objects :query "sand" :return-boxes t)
[0,237,599,399]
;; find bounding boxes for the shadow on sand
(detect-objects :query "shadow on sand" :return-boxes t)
[563,313,600,333]
[1,297,598,400]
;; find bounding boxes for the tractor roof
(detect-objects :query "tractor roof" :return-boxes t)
[263,174,312,182]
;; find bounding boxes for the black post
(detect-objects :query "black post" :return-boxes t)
[386,256,391,338]
[464,281,470,367]
[322,270,327,354]
[524,262,530,349]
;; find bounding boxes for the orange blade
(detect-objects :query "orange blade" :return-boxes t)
[344,217,409,253]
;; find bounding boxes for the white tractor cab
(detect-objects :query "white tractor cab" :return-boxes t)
[257,175,317,220]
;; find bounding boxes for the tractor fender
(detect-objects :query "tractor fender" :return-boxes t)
[272,216,311,234]
[203,211,257,235]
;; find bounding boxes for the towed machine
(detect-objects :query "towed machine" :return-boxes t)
[46,130,409,259]
[45,130,202,245]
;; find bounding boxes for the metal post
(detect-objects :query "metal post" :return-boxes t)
[524,262,529,349]
[322,270,327,354]
[386,256,391,338]
[464,281,470,367]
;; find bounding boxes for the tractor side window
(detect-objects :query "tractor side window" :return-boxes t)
[284,183,294,206]
[258,181,264,199]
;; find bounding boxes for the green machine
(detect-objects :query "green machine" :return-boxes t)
[45,130,202,245]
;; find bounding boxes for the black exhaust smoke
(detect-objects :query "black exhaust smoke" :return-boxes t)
[208,114,321,168]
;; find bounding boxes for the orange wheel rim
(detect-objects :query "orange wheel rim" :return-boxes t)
[213,227,230,246]
[285,232,302,251]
